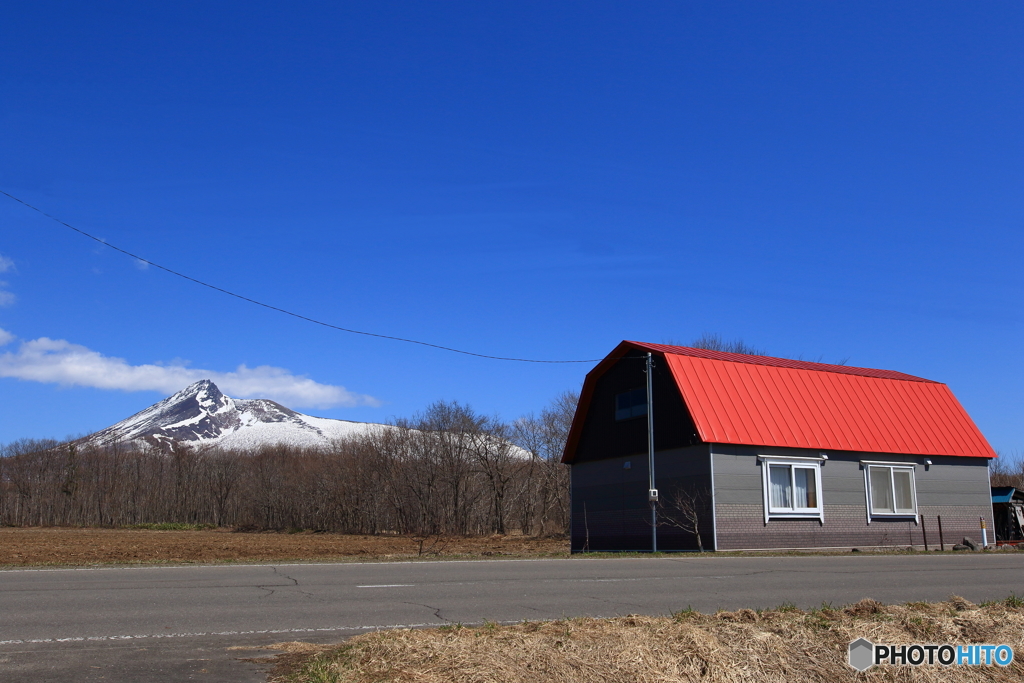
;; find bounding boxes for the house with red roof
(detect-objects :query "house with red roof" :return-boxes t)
[562,341,996,552]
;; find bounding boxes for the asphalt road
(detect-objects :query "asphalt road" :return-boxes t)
[2,553,1024,682]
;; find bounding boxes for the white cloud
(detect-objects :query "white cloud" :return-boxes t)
[0,290,14,307]
[0,331,379,409]
[0,328,14,346]
[0,254,14,273]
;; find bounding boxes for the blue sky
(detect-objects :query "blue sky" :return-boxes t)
[1,2,1021,454]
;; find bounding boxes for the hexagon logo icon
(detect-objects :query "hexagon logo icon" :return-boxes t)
[848,638,874,672]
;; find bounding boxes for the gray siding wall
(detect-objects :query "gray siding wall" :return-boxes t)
[571,444,712,552]
[711,444,994,550]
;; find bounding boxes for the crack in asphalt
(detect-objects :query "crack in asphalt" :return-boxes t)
[270,566,299,587]
[254,585,276,598]
[402,601,450,623]
[254,567,297,598]
[253,566,324,601]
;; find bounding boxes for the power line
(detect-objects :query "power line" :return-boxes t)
[2,189,603,363]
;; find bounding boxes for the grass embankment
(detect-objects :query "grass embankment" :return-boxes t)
[271,597,1024,683]
[0,527,569,567]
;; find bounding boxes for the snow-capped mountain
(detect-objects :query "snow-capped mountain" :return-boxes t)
[85,380,386,450]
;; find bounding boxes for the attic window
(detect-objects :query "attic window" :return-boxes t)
[615,388,648,421]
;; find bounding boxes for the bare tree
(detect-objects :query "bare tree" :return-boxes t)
[510,389,577,535]
[658,486,711,552]
[412,401,488,535]
[991,452,1024,489]
[204,450,239,528]
[473,427,518,535]
[689,333,766,356]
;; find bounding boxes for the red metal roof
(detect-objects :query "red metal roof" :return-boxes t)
[562,341,995,461]
[628,341,935,383]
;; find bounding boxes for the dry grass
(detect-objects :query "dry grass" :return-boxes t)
[0,527,568,566]
[272,597,1024,682]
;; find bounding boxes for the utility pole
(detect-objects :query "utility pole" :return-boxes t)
[646,352,658,552]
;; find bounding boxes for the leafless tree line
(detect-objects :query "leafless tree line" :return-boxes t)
[668,333,850,366]
[0,393,576,536]
[991,452,1024,489]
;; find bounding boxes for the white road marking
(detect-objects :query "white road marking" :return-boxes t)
[357,584,414,588]
[0,621,448,647]
[0,614,631,649]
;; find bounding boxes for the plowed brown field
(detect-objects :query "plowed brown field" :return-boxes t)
[0,528,569,567]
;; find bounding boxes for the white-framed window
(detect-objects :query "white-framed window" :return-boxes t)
[864,464,918,521]
[760,457,824,523]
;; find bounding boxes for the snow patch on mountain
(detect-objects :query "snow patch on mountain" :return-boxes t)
[85,379,387,449]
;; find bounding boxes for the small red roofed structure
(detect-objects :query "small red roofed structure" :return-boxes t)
[564,341,995,552]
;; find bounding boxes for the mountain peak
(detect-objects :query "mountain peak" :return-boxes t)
[84,381,383,450]
[165,379,227,413]
[177,378,222,396]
